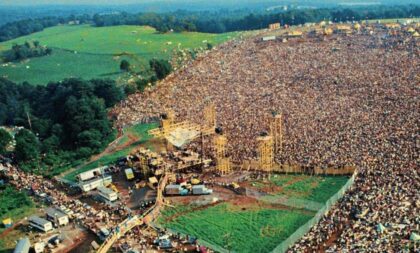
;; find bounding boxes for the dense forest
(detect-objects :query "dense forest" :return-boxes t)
[0,5,418,42]
[0,78,125,175]
[0,55,172,174]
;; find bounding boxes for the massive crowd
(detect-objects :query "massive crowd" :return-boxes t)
[113,26,419,251]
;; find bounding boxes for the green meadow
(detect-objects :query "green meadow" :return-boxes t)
[0,25,238,85]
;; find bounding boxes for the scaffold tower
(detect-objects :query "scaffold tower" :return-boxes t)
[257,135,274,172]
[161,109,175,131]
[214,135,231,174]
[204,103,216,129]
[270,113,283,153]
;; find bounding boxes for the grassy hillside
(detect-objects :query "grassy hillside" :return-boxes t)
[63,122,159,182]
[0,25,238,85]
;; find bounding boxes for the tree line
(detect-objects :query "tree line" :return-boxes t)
[92,5,420,33]
[0,5,418,43]
[2,41,52,62]
[0,56,171,175]
[0,14,91,42]
[0,78,125,175]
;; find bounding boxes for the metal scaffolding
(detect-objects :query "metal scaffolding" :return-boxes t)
[270,113,283,153]
[161,109,175,132]
[257,135,274,172]
[204,103,216,130]
[214,135,231,174]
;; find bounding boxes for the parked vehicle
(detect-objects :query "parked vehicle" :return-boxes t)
[192,185,213,195]
[165,185,189,196]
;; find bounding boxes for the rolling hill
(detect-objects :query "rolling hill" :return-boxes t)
[0,25,238,85]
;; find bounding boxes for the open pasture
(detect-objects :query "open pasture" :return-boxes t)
[0,25,238,85]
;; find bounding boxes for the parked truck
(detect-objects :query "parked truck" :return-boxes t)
[192,185,213,195]
[165,185,189,196]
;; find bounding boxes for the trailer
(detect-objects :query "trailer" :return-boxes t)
[98,186,118,202]
[13,237,30,253]
[77,166,107,182]
[46,208,69,226]
[165,184,189,196]
[29,216,53,233]
[192,185,213,195]
[79,176,112,192]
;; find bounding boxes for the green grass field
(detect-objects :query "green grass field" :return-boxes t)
[0,25,238,85]
[159,203,314,253]
[159,175,350,252]
[253,174,349,204]
[63,122,158,182]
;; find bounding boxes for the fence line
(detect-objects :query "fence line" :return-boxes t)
[270,171,357,253]
[152,171,357,253]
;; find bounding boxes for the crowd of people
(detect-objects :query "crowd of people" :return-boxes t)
[112,25,419,251]
[1,163,130,238]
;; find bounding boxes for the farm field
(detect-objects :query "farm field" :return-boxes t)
[63,122,160,182]
[159,202,315,253]
[0,25,238,85]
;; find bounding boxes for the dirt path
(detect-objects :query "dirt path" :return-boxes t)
[0,221,23,238]
[89,133,138,162]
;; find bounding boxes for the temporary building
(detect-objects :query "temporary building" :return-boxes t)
[46,208,69,226]
[29,216,53,232]
[13,238,30,253]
